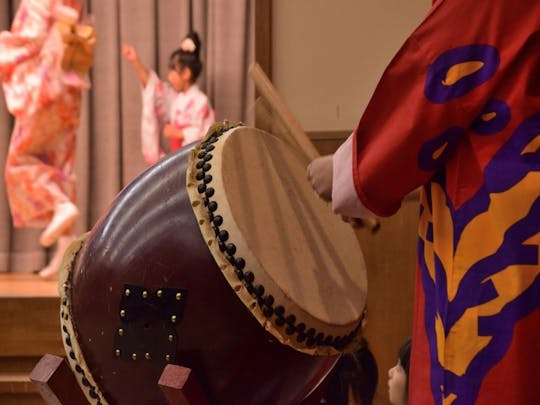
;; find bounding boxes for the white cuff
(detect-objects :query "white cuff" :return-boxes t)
[332,133,374,219]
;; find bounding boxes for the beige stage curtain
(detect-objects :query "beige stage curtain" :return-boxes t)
[0,0,254,273]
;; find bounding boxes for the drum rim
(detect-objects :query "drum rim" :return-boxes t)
[58,232,109,405]
[187,121,366,356]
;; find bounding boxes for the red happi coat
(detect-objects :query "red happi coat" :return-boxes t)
[352,1,540,404]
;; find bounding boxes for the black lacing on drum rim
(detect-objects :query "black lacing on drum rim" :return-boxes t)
[194,123,364,351]
[61,278,105,404]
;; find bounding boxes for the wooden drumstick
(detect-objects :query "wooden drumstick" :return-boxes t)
[249,63,319,161]
[248,62,380,232]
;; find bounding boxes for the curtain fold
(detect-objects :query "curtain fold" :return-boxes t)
[0,0,254,273]
[0,2,10,273]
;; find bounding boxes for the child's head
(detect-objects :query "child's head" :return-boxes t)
[167,31,202,91]
[388,337,411,405]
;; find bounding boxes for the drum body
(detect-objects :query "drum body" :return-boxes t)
[59,124,366,404]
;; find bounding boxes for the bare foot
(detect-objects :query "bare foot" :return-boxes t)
[39,235,75,280]
[40,202,79,247]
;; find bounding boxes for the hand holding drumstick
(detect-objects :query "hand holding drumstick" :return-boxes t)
[307,154,380,232]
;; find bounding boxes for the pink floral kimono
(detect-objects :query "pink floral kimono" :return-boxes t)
[0,0,90,228]
[141,70,215,165]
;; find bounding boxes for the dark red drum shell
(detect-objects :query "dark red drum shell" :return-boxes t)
[69,144,337,405]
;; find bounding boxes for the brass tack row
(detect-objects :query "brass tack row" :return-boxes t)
[118,309,179,323]
[123,288,183,300]
[114,348,171,362]
[118,330,175,339]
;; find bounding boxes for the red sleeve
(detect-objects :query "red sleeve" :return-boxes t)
[352,0,537,216]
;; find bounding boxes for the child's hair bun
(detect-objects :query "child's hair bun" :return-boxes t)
[180,31,201,59]
[169,31,203,81]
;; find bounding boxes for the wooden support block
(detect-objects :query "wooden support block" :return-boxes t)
[158,364,209,405]
[29,354,88,405]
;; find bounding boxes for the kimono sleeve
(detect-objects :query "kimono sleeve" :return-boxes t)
[351,0,505,216]
[140,70,176,165]
[0,0,66,117]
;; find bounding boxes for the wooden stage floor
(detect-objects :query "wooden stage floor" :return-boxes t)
[0,272,63,405]
[0,272,59,298]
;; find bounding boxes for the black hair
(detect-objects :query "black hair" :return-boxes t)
[317,338,378,405]
[168,31,203,83]
[398,337,412,377]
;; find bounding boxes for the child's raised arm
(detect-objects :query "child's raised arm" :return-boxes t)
[122,43,149,87]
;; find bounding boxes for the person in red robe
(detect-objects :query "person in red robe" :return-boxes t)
[308,1,540,403]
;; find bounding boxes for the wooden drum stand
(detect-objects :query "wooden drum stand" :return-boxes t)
[30,354,210,405]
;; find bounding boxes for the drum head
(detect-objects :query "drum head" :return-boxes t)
[187,123,367,355]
